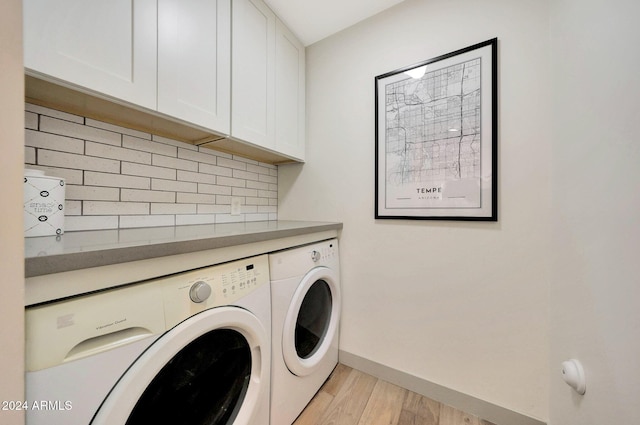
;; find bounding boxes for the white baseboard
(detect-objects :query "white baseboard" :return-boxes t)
[338,350,546,425]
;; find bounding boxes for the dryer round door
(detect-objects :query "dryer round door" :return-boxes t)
[282,266,341,377]
[91,306,268,425]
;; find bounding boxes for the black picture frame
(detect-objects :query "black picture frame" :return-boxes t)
[375,38,498,221]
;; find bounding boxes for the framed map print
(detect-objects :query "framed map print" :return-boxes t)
[375,38,497,221]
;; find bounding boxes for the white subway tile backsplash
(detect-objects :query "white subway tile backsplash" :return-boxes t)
[216,176,246,188]
[197,183,231,196]
[246,180,270,191]
[66,185,120,201]
[258,174,278,185]
[233,169,259,181]
[122,162,177,180]
[176,192,216,204]
[124,135,177,157]
[41,116,121,146]
[85,171,151,190]
[177,170,216,185]
[231,187,258,197]
[26,129,84,154]
[65,215,119,231]
[39,149,120,173]
[258,190,278,199]
[24,103,277,231]
[86,141,152,164]
[151,203,197,215]
[199,163,233,177]
[216,195,232,205]
[65,200,82,216]
[246,197,269,206]
[25,111,38,130]
[196,204,230,214]
[84,201,150,216]
[241,205,258,214]
[121,189,176,203]
[152,178,197,193]
[26,166,83,184]
[152,154,198,172]
[25,147,36,164]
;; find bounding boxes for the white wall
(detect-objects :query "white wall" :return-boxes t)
[549,0,640,423]
[0,0,25,424]
[279,0,551,420]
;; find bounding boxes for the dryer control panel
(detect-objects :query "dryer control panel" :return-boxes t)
[162,254,270,328]
[269,239,339,281]
[311,243,338,263]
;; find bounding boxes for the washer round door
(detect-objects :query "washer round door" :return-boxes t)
[91,306,269,425]
[282,266,341,377]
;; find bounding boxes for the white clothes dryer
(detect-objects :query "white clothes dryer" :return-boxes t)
[25,255,271,425]
[269,239,341,425]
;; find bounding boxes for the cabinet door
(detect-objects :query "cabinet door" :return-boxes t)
[231,0,276,149]
[275,18,305,161]
[158,0,231,134]
[23,0,157,110]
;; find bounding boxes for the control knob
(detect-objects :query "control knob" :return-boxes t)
[189,281,212,303]
[311,250,321,262]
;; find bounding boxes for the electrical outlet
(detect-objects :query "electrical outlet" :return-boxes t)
[231,197,242,215]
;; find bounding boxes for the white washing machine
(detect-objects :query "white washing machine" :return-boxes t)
[25,255,271,425]
[269,239,341,425]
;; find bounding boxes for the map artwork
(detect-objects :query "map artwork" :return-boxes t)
[384,57,482,209]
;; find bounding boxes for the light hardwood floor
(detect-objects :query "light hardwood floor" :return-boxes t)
[293,364,497,425]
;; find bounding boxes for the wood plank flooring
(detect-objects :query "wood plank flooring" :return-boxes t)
[293,364,496,425]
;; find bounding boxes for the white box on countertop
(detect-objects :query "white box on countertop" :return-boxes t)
[24,169,65,237]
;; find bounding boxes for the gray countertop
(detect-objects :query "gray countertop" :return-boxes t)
[25,220,342,278]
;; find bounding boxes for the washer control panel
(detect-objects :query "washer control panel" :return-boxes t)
[162,254,269,328]
[189,281,212,303]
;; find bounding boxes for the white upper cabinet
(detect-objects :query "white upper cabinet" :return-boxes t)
[157,0,231,133]
[231,0,306,161]
[275,18,305,161]
[231,0,276,150]
[24,0,304,162]
[24,0,157,110]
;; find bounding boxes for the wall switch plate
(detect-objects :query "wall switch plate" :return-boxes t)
[231,197,242,215]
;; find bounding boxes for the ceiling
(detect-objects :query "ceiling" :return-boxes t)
[264,0,406,46]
